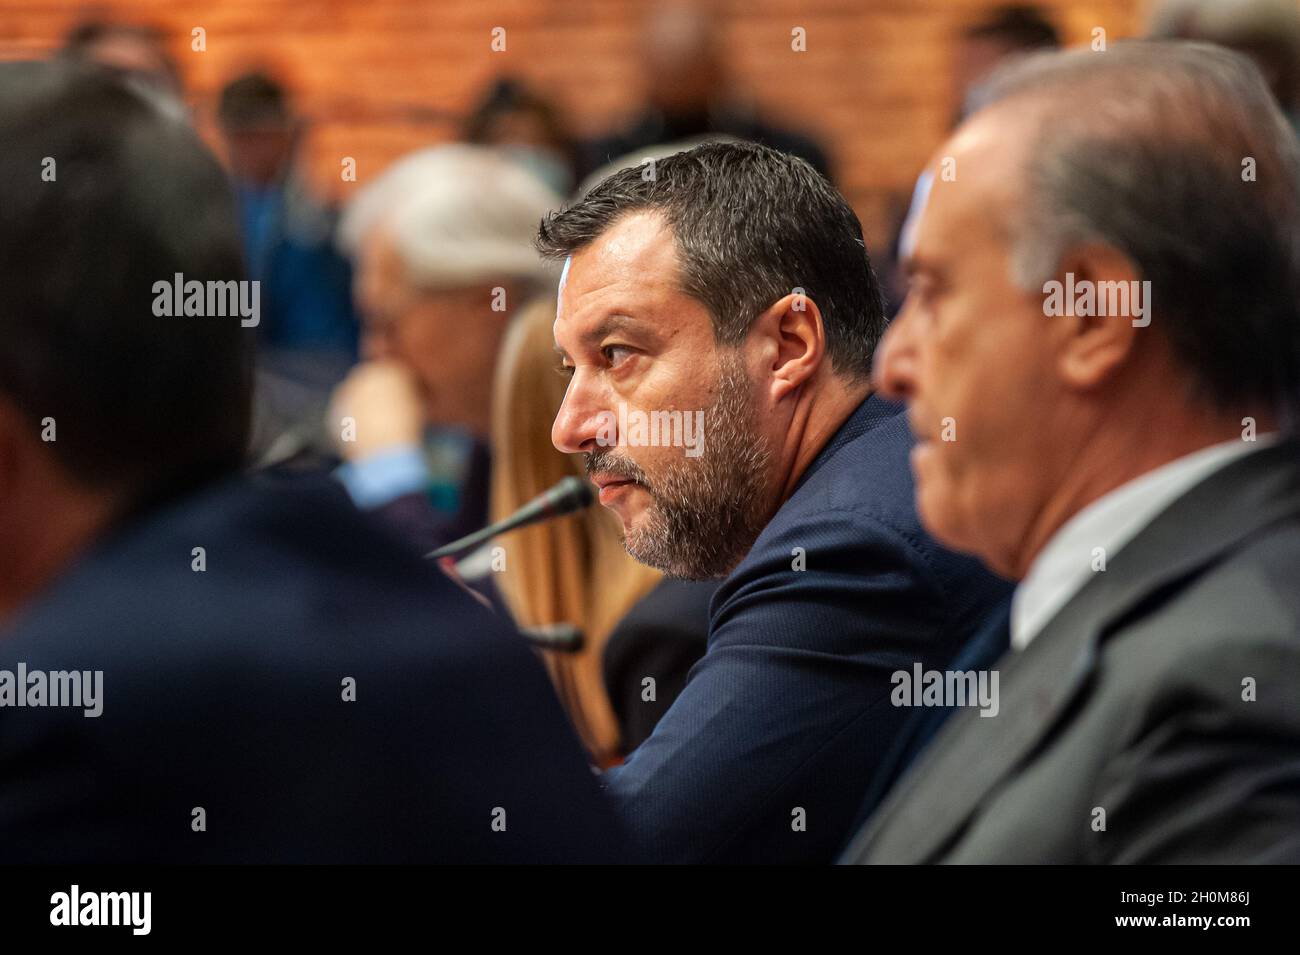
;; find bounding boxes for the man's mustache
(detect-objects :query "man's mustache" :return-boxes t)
[585,448,652,488]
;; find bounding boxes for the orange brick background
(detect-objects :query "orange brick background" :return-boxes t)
[0,0,1145,248]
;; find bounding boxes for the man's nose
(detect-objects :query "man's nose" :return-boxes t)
[872,314,919,403]
[551,378,605,455]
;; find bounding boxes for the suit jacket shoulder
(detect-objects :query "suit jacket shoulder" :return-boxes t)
[848,440,1300,864]
[603,396,1012,863]
[0,471,627,863]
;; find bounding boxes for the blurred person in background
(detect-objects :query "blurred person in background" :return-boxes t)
[489,299,713,766]
[1149,0,1300,127]
[0,60,625,862]
[955,4,1061,122]
[463,76,579,197]
[582,2,830,180]
[218,71,359,460]
[883,4,1061,316]
[59,17,185,118]
[329,145,560,552]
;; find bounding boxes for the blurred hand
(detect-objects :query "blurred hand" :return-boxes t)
[328,360,426,461]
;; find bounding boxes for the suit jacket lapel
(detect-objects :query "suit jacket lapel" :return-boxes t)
[848,439,1300,863]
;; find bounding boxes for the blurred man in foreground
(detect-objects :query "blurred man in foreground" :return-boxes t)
[540,141,1011,863]
[845,42,1300,863]
[0,61,624,863]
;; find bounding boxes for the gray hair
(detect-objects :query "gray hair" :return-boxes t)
[981,40,1300,414]
[339,143,562,291]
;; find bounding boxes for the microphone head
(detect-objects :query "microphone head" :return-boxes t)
[543,475,595,516]
[425,474,596,560]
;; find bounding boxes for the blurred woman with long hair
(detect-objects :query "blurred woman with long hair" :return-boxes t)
[489,297,665,765]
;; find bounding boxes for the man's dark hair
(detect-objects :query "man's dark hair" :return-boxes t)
[217,71,292,130]
[536,141,886,381]
[965,5,1061,50]
[0,60,251,497]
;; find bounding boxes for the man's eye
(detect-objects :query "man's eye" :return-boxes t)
[602,345,633,366]
[556,362,575,378]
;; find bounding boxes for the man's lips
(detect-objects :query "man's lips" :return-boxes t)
[590,473,643,506]
[590,473,639,490]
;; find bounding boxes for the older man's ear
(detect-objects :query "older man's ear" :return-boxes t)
[1049,244,1146,392]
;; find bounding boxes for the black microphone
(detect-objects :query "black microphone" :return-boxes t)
[425,475,594,560]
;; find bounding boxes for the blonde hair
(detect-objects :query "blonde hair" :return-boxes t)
[490,296,661,764]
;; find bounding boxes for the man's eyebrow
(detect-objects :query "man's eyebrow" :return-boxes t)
[583,313,644,344]
[555,314,649,360]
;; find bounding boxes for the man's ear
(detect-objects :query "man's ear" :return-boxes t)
[749,291,827,404]
[1051,244,1145,391]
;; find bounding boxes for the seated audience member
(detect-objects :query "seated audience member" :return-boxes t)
[881,4,1061,317]
[463,76,579,196]
[1149,0,1300,128]
[955,4,1061,121]
[219,71,358,360]
[581,3,830,180]
[329,145,560,551]
[487,299,713,765]
[217,71,360,463]
[0,61,625,863]
[844,42,1300,864]
[538,141,1013,863]
[59,17,184,112]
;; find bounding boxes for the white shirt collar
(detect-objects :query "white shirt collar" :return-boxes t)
[1011,434,1278,650]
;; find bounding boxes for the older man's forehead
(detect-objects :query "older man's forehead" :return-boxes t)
[916,112,1030,237]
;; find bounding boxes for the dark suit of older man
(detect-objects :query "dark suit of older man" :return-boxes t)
[847,42,1300,864]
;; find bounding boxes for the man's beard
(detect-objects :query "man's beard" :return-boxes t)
[585,356,773,580]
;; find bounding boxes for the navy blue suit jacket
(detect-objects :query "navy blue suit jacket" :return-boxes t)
[602,395,1012,863]
[0,471,627,863]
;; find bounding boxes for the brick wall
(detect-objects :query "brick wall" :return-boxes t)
[1,0,1144,247]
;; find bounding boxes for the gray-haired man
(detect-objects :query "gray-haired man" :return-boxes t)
[845,41,1300,864]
